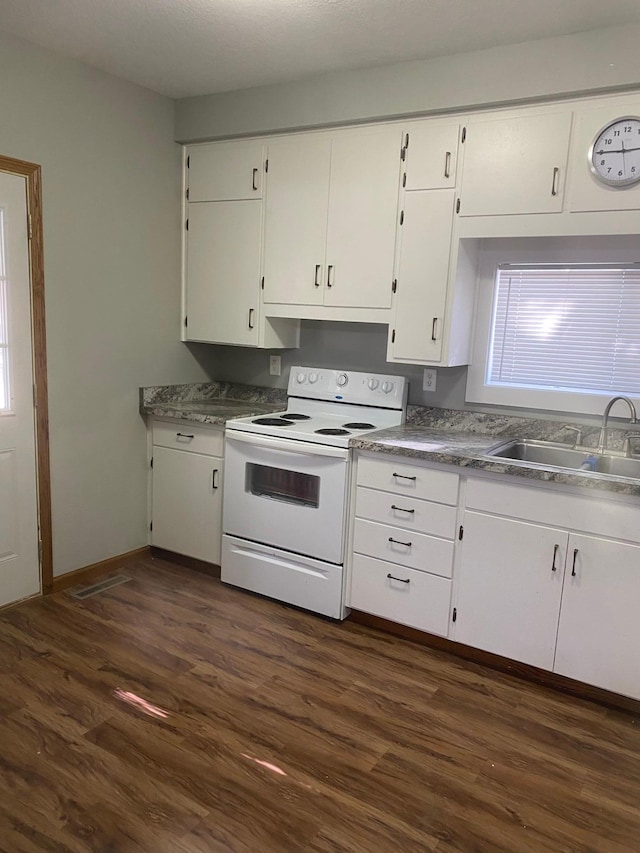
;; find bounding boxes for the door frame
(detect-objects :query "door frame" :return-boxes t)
[0,154,53,594]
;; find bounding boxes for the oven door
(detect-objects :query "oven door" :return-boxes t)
[223,431,349,564]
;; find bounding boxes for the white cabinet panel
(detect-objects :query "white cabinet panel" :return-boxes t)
[455,511,567,670]
[188,140,264,201]
[263,134,331,306]
[351,553,451,636]
[404,122,460,190]
[357,456,459,505]
[460,112,572,216]
[324,126,401,309]
[185,201,261,346]
[389,190,455,363]
[554,534,640,700]
[355,486,457,539]
[151,446,223,565]
[353,518,454,578]
[152,421,224,456]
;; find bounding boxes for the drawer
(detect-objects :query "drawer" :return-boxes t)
[357,455,459,505]
[152,420,223,457]
[355,486,457,539]
[353,518,454,578]
[350,553,451,636]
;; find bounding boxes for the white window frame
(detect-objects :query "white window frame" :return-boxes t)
[0,208,10,413]
[466,237,640,416]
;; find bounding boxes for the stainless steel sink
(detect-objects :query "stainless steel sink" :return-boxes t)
[484,439,640,480]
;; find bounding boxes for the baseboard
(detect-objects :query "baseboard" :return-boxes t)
[349,610,640,716]
[150,547,221,579]
[51,546,150,593]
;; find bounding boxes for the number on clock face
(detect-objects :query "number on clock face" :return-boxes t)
[590,117,640,187]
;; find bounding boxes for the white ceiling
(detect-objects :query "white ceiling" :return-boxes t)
[1,0,640,99]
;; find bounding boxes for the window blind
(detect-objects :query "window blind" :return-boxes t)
[487,265,640,395]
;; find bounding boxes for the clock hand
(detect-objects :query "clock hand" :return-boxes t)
[596,146,640,154]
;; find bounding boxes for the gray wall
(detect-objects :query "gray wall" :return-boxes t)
[176,25,640,141]
[0,32,217,577]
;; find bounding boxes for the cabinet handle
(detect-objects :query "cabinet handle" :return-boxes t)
[314,264,321,287]
[387,573,410,584]
[327,265,334,288]
[571,548,578,577]
[176,432,194,439]
[551,543,559,572]
[391,504,415,514]
[392,472,416,481]
[444,151,451,179]
[431,317,438,341]
[248,308,255,329]
[388,536,412,548]
[212,468,219,489]
[252,168,258,191]
[551,167,560,196]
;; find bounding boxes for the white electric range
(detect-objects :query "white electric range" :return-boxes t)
[221,366,408,619]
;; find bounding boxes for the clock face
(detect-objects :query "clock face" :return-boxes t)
[589,117,640,187]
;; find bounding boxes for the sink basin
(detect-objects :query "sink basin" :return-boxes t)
[484,439,640,480]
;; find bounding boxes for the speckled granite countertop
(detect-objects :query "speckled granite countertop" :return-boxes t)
[350,423,640,497]
[139,381,286,426]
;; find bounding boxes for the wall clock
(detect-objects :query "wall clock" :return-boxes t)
[589,117,640,187]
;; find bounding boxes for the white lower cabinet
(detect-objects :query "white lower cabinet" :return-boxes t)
[150,421,224,565]
[349,454,459,637]
[349,453,640,701]
[455,512,566,669]
[554,534,640,699]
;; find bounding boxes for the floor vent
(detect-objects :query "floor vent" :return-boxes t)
[69,574,132,599]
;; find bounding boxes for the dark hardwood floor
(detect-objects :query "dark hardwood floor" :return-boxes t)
[1,555,640,852]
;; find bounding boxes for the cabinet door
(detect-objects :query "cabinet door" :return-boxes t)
[454,512,567,669]
[188,140,264,201]
[460,112,572,215]
[389,190,454,363]
[262,135,330,306]
[554,534,640,700]
[404,122,460,190]
[185,201,260,345]
[324,126,401,309]
[152,447,223,565]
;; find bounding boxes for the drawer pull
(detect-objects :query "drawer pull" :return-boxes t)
[392,472,416,481]
[391,504,415,514]
[176,433,195,439]
[388,536,412,548]
[387,573,410,584]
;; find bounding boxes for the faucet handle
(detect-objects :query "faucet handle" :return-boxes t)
[561,425,583,447]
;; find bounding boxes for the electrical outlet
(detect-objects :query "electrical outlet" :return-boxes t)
[423,368,437,392]
[269,355,281,376]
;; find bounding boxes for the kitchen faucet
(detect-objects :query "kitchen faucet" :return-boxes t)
[597,396,638,453]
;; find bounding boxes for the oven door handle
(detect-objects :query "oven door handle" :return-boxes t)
[225,429,350,460]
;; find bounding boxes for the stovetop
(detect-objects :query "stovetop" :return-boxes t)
[225,367,408,448]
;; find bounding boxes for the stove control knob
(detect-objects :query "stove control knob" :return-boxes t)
[381,381,394,394]
[336,373,349,387]
[367,378,379,391]
[296,372,306,384]
[308,372,318,384]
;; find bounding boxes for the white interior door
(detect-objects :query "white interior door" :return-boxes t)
[0,172,40,606]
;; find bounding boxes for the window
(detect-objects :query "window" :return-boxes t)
[466,238,640,415]
[0,209,9,412]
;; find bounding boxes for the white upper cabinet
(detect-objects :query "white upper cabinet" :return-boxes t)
[324,126,401,309]
[188,139,264,201]
[388,190,455,363]
[263,126,401,310]
[459,111,573,216]
[568,100,640,212]
[403,122,460,190]
[185,201,261,346]
[262,134,331,306]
